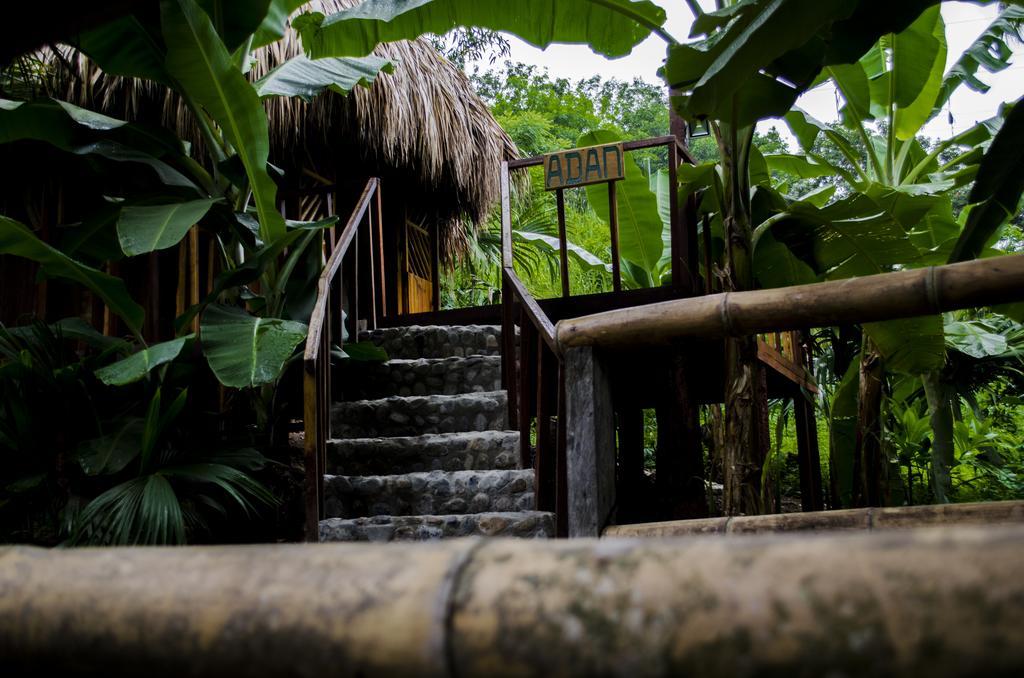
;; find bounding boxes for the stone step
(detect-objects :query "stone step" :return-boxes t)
[326,431,519,476]
[331,391,507,438]
[323,469,535,518]
[359,325,501,360]
[341,355,502,399]
[319,511,554,542]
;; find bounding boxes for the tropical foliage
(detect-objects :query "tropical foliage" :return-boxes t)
[3,0,1024,544]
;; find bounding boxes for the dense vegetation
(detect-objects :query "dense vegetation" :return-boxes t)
[442,6,1024,510]
[1,1,1022,544]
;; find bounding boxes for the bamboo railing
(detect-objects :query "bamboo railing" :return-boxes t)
[5,525,1024,676]
[302,178,386,542]
[560,254,1024,536]
[605,498,1024,536]
[557,255,1024,349]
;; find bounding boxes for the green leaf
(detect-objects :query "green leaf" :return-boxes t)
[829,358,859,508]
[74,13,170,84]
[161,462,276,515]
[753,231,817,289]
[514,230,611,274]
[253,0,308,47]
[937,6,1024,109]
[664,1,864,127]
[94,336,191,386]
[0,216,144,332]
[162,0,286,243]
[892,7,946,140]
[0,98,199,189]
[864,316,945,375]
[255,55,393,101]
[827,62,872,127]
[790,184,836,208]
[200,304,307,388]
[769,195,921,279]
[337,341,389,362]
[294,0,666,59]
[993,302,1024,324]
[765,153,837,180]
[949,98,1024,263]
[117,199,218,256]
[77,419,146,476]
[578,129,663,274]
[196,0,272,52]
[71,475,182,545]
[945,319,1010,359]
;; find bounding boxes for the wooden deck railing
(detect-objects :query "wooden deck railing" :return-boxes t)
[302,178,385,541]
[559,254,1024,535]
[500,137,698,536]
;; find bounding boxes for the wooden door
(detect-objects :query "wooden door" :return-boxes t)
[403,219,435,314]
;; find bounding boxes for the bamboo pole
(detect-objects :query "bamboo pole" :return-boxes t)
[557,254,1024,349]
[3,527,1024,676]
[605,499,1024,537]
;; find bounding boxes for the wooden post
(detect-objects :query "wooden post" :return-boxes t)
[517,310,537,470]
[793,331,824,511]
[431,223,440,312]
[702,214,714,295]
[616,406,646,524]
[565,346,616,537]
[556,362,569,538]
[556,188,569,298]
[794,390,825,512]
[365,198,378,330]
[499,164,518,428]
[661,351,707,519]
[375,185,387,322]
[608,182,622,293]
[668,141,685,294]
[535,338,556,512]
[188,227,200,333]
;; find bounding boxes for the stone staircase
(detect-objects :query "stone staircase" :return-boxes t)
[318,325,555,542]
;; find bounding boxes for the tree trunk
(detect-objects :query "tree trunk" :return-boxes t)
[718,123,763,516]
[922,370,955,503]
[853,340,885,507]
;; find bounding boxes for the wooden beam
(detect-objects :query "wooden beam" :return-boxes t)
[608,181,622,293]
[605,499,1024,537]
[6,527,1024,676]
[558,255,1024,349]
[565,346,616,537]
[535,338,557,512]
[556,188,569,298]
[518,312,537,470]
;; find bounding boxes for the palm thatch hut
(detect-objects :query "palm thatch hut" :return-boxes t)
[0,0,516,334]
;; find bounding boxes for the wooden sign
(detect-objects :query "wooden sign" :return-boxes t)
[543,143,625,191]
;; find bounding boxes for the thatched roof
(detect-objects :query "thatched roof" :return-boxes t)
[37,0,517,250]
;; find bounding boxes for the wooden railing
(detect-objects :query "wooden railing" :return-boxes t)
[500,137,698,536]
[557,254,1024,535]
[303,178,386,542]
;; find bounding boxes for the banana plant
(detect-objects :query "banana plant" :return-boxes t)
[756,7,1024,504]
[0,0,392,420]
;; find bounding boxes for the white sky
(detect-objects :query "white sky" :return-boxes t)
[470,1,1023,146]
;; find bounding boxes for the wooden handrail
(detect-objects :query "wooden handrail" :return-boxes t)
[304,177,378,368]
[557,255,1024,349]
[500,136,697,536]
[302,177,382,542]
[503,267,557,353]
